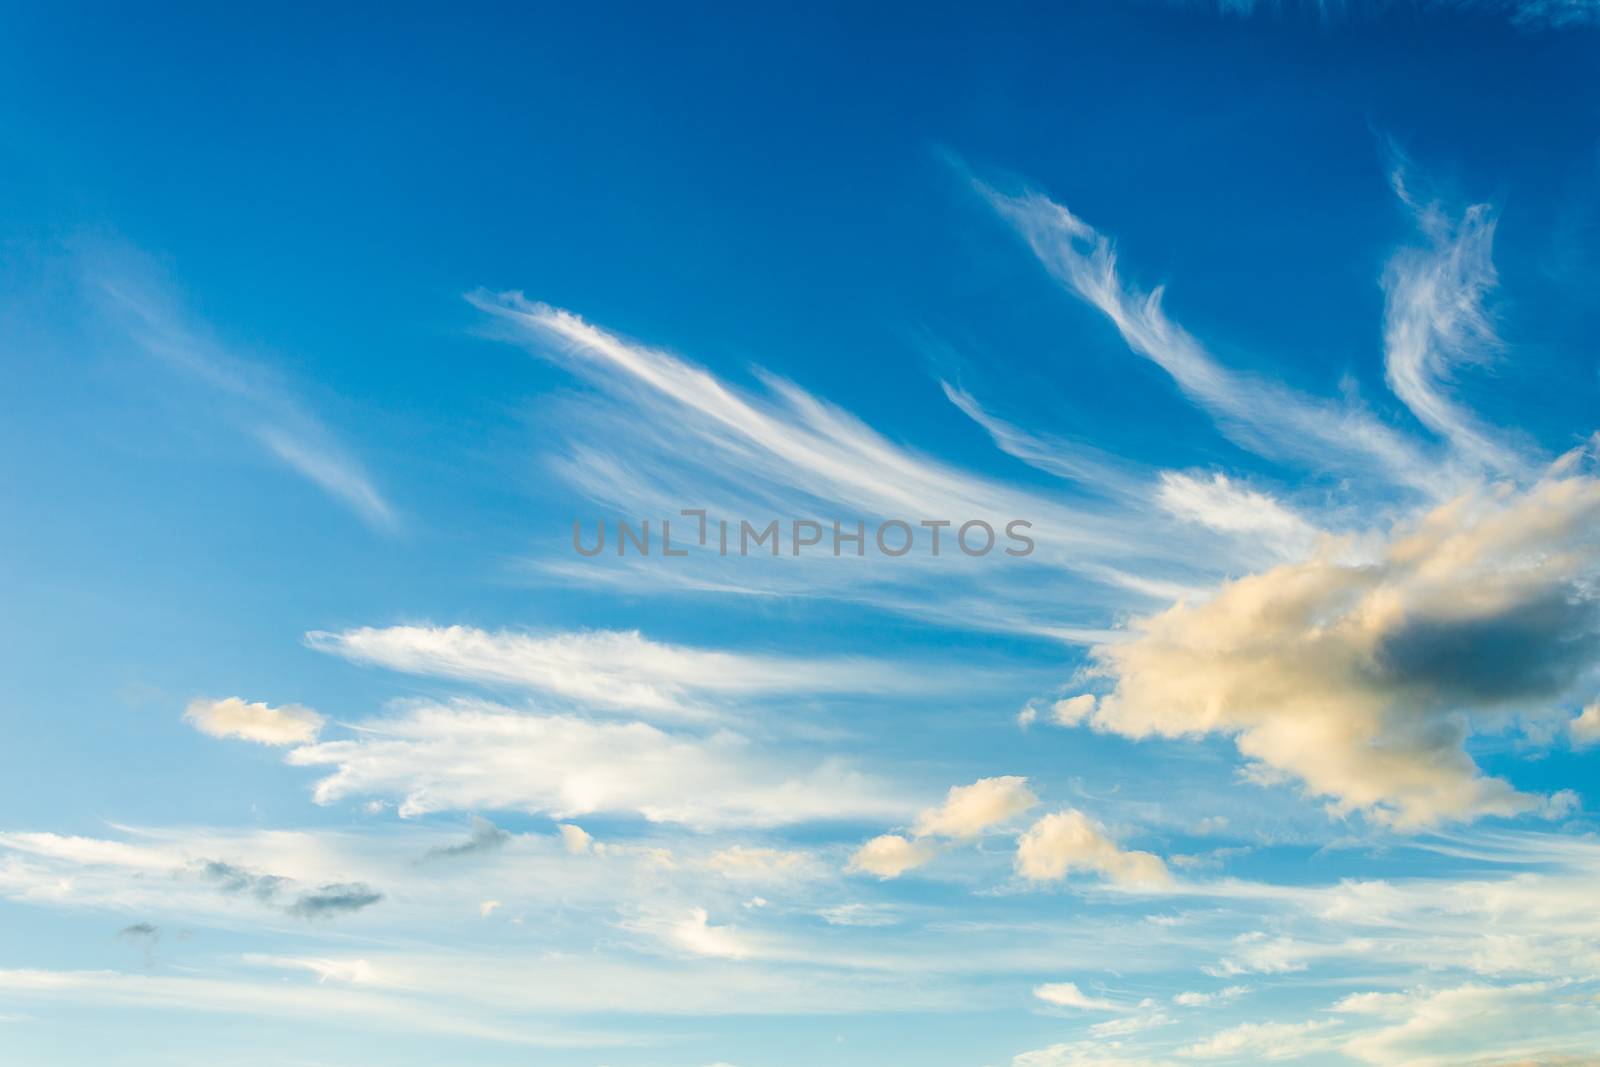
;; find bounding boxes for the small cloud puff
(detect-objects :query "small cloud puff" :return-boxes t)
[184,696,323,746]
[1015,809,1172,889]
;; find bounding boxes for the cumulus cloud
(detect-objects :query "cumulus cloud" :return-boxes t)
[184,696,324,745]
[846,834,941,879]
[557,824,594,855]
[1066,474,1600,828]
[1015,810,1171,888]
[1569,701,1600,748]
[284,699,910,828]
[849,776,1039,878]
[912,776,1039,839]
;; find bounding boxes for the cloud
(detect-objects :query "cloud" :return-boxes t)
[1014,810,1172,888]
[557,824,594,855]
[184,697,324,746]
[89,249,396,532]
[1033,981,1121,1011]
[1180,1018,1338,1060]
[846,834,941,879]
[284,699,911,828]
[306,625,914,720]
[1066,473,1600,827]
[420,817,510,862]
[704,847,817,881]
[286,883,383,919]
[1340,981,1600,1066]
[199,859,291,903]
[198,859,381,919]
[912,776,1039,839]
[1569,701,1600,748]
[1173,985,1249,1007]
[849,776,1039,878]
[1382,168,1524,476]
[1156,472,1322,561]
[978,179,1445,495]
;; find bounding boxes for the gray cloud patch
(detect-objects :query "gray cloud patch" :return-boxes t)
[420,816,510,862]
[195,859,382,919]
[287,882,383,918]
[199,860,290,903]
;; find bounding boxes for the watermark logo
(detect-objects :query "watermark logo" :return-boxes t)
[572,510,1035,559]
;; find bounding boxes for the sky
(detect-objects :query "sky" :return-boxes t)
[3,3,1600,1065]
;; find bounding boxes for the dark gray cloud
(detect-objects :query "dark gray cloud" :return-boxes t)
[287,882,383,918]
[118,922,159,941]
[195,859,382,919]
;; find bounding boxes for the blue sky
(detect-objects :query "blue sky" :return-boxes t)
[4,3,1600,1065]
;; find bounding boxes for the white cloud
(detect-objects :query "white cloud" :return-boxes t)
[704,846,817,881]
[1156,471,1322,561]
[658,908,752,960]
[912,776,1039,839]
[846,834,940,879]
[307,625,920,720]
[1015,810,1171,889]
[1180,1018,1338,1060]
[1173,985,1248,1007]
[1569,701,1600,748]
[284,699,911,828]
[557,824,594,855]
[1050,694,1098,726]
[1341,981,1600,1067]
[979,180,1444,496]
[1033,981,1121,1011]
[1067,474,1600,828]
[183,697,324,746]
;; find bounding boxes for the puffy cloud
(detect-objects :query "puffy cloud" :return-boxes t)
[652,908,751,960]
[1569,702,1600,748]
[846,834,940,879]
[1069,476,1600,828]
[1033,981,1120,1011]
[184,696,323,745]
[1014,810,1171,889]
[285,700,910,828]
[557,824,594,855]
[1050,694,1097,727]
[912,776,1038,839]
[849,775,1038,878]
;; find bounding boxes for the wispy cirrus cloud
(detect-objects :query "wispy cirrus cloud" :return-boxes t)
[305,624,940,720]
[85,245,397,532]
